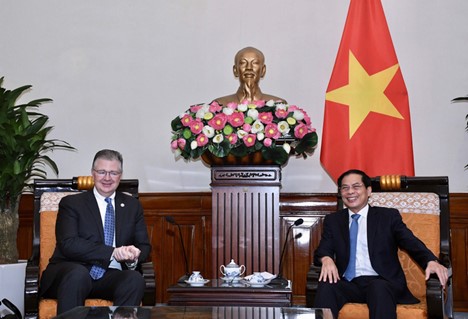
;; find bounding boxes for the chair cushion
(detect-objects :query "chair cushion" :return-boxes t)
[39,192,79,276]
[339,299,427,319]
[39,299,112,319]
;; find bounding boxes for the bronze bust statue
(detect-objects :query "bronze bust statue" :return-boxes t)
[214,47,286,105]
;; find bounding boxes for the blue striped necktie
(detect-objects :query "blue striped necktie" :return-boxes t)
[344,214,360,281]
[89,197,115,280]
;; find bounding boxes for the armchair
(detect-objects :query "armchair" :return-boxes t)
[306,175,453,319]
[24,176,156,319]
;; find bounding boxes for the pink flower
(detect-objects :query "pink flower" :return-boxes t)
[242,123,252,132]
[264,123,280,139]
[189,119,204,134]
[177,138,186,149]
[196,134,209,147]
[209,101,222,113]
[171,140,178,150]
[189,104,203,113]
[258,112,274,124]
[294,123,308,139]
[275,108,288,119]
[227,133,238,145]
[228,112,245,127]
[253,100,266,108]
[242,134,257,147]
[208,113,228,130]
[226,102,238,111]
[263,138,272,147]
[181,114,193,127]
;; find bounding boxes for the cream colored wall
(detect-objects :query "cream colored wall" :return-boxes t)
[1,0,467,192]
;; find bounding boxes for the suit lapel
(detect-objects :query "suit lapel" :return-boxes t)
[84,191,105,241]
[114,192,125,247]
[367,206,378,256]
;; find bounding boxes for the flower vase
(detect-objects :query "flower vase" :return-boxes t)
[201,151,275,166]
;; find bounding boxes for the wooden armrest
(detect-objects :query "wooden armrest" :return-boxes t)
[141,261,156,306]
[305,264,322,307]
[426,253,453,319]
[24,259,40,319]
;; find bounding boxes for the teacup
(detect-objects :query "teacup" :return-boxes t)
[219,259,246,278]
[188,271,204,282]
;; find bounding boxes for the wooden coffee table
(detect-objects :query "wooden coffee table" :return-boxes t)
[167,279,292,307]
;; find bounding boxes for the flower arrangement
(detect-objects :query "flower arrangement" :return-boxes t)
[170,99,318,165]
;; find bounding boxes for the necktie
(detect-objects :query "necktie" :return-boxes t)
[344,214,360,281]
[90,197,115,280]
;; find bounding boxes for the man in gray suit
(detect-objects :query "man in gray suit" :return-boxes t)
[313,169,448,319]
[40,149,151,315]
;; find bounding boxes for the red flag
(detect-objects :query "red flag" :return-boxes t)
[320,0,414,182]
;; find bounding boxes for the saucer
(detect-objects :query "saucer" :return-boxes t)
[185,279,210,287]
[220,276,243,282]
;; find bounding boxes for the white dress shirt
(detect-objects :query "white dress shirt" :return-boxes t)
[348,204,379,277]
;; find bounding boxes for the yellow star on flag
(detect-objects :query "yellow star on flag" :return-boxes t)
[325,50,404,138]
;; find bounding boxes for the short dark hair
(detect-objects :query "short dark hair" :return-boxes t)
[337,169,371,188]
[92,149,123,171]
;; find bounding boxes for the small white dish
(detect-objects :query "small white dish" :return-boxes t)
[185,279,210,287]
[242,278,273,287]
[220,276,243,282]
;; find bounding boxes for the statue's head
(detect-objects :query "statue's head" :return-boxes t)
[233,47,266,85]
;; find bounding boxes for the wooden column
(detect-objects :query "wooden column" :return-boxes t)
[210,165,281,277]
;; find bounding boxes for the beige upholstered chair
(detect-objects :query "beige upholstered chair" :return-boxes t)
[24,177,155,319]
[306,175,453,319]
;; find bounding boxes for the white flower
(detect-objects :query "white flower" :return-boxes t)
[266,100,275,107]
[283,143,291,154]
[247,109,259,120]
[237,129,248,139]
[275,103,287,111]
[202,125,215,138]
[223,107,234,116]
[257,132,265,141]
[190,140,198,150]
[213,134,224,144]
[277,121,290,134]
[237,103,248,112]
[293,110,305,121]
[195,109,206,119]
[173,148,182,158]
[251,120,265,134]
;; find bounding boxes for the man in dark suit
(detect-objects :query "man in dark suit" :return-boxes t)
[313,169,448,319]
[40,149,151,315]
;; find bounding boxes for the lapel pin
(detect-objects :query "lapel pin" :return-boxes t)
[120,203,125,207]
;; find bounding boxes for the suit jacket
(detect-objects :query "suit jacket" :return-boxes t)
[41,190,151,292]
[313,206,437,304]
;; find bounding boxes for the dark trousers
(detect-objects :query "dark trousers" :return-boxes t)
[313,276,398,319]
[40,262,145,315]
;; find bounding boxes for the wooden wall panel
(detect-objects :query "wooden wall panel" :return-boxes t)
[17,192,468,310]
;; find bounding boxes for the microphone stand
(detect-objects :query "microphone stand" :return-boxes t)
[165,216,190,283]
[270,218,304,286]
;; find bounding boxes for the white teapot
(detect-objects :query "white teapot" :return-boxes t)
[219,259,246,278]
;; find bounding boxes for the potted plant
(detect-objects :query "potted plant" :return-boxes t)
[0,76,75,265]
[170,100,318,165]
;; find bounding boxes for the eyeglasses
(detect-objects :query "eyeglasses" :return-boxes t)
[339,183,364,193]
[93,169,122,177]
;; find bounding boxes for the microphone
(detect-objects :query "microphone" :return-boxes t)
[165,216,190,283]
[271,218,304,286]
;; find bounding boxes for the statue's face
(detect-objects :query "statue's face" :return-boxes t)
[234,49,266,85]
